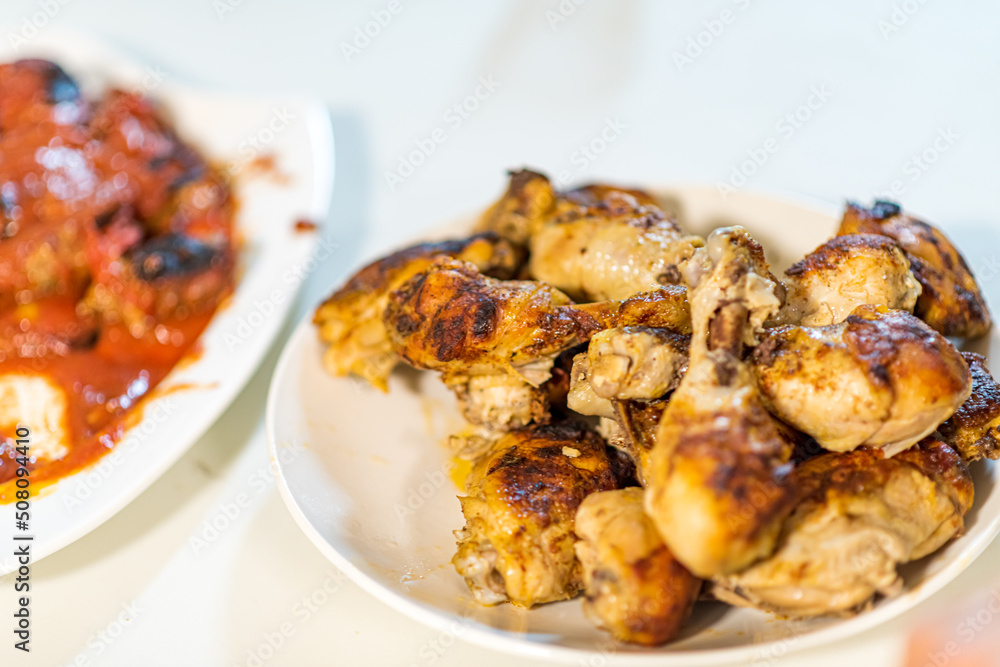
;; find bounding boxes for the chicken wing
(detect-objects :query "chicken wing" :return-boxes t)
[313,233,522,390]
[383,258,616,429]
[475,168,557,245]
[753,305,971,456]
[645,227,797,578]
[574,488,701,646]
[478,170,704,301]
[452,422,618,607]
[838,201,992,338]
[712,438,973,618]
[585,327,689,401]
[772,233,921,327]
[530,183,703,301]
[937,352,1000,462]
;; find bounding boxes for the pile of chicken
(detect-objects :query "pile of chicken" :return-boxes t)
[314,169,997,646]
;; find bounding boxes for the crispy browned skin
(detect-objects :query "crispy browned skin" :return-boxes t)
[773,234,921,327]
[713,438,973,617]
[754,305,971,456]
[475,168,556,245]
[384,258,613,380]
[613,399,669,484]
[615,285,691,333]
[313,233,522,390]
[838,201,991,338]
[938,352,1000,462]
[574,488,700,646]
[383,258,616,429]
[646,227,797,578]
[452,422,618,607]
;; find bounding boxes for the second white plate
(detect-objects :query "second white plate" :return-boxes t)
[0,28,335,573]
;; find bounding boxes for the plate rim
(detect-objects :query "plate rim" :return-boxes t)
[266,186,999,665]
[0,29,335,573]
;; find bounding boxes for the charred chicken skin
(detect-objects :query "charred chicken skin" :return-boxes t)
[646,227,797,578]
[838,201,992,338]
[713,438,973,617]
[452,422,618,607]
[938,352,1000,462]
[383,258,615,429]
[313,233,522,391]
[753,305,971,456]
[575,488,701,646]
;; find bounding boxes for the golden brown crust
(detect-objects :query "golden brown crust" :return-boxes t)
[712,437,973,618]
[313,233,523,389]
[615,285,692,333]
[452,422,619,607]
[475,422,617,527]
[838,202,991,338]
[753,305,971,454]
[574,489,700,646]
[938,352,1000,462]
[786,233,903,277]
[383,258,606,378]
[476,169,557,245]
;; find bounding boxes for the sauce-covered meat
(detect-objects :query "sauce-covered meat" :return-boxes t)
[0,59,235,496]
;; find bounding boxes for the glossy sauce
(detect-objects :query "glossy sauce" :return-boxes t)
[0,60,235,499]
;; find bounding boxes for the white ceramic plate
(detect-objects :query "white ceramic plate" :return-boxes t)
[0,29,334,573]
[268,187,999,665]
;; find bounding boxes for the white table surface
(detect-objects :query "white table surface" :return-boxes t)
[2,1,999,665]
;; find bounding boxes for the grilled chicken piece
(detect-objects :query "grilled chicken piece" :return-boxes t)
[476,168,556,245]
[838,201,992,338]
[313,234,522,391]
[530,183,703,301]
[772,234,921,327]
[479,170,704,301]
[938,352,1000,462]
[585,327,689,401]
[646,227,796,578]
[567,354,616,420]
[452,422,618,607]
[615,284,692,333]
[574,488,701,646]
[383,258,616,429]
[447,372,551,431]
[712,438,973,618]
[612,399,669,485]
[754,305,971,456]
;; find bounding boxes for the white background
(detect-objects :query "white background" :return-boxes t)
[2,1,1000,665]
